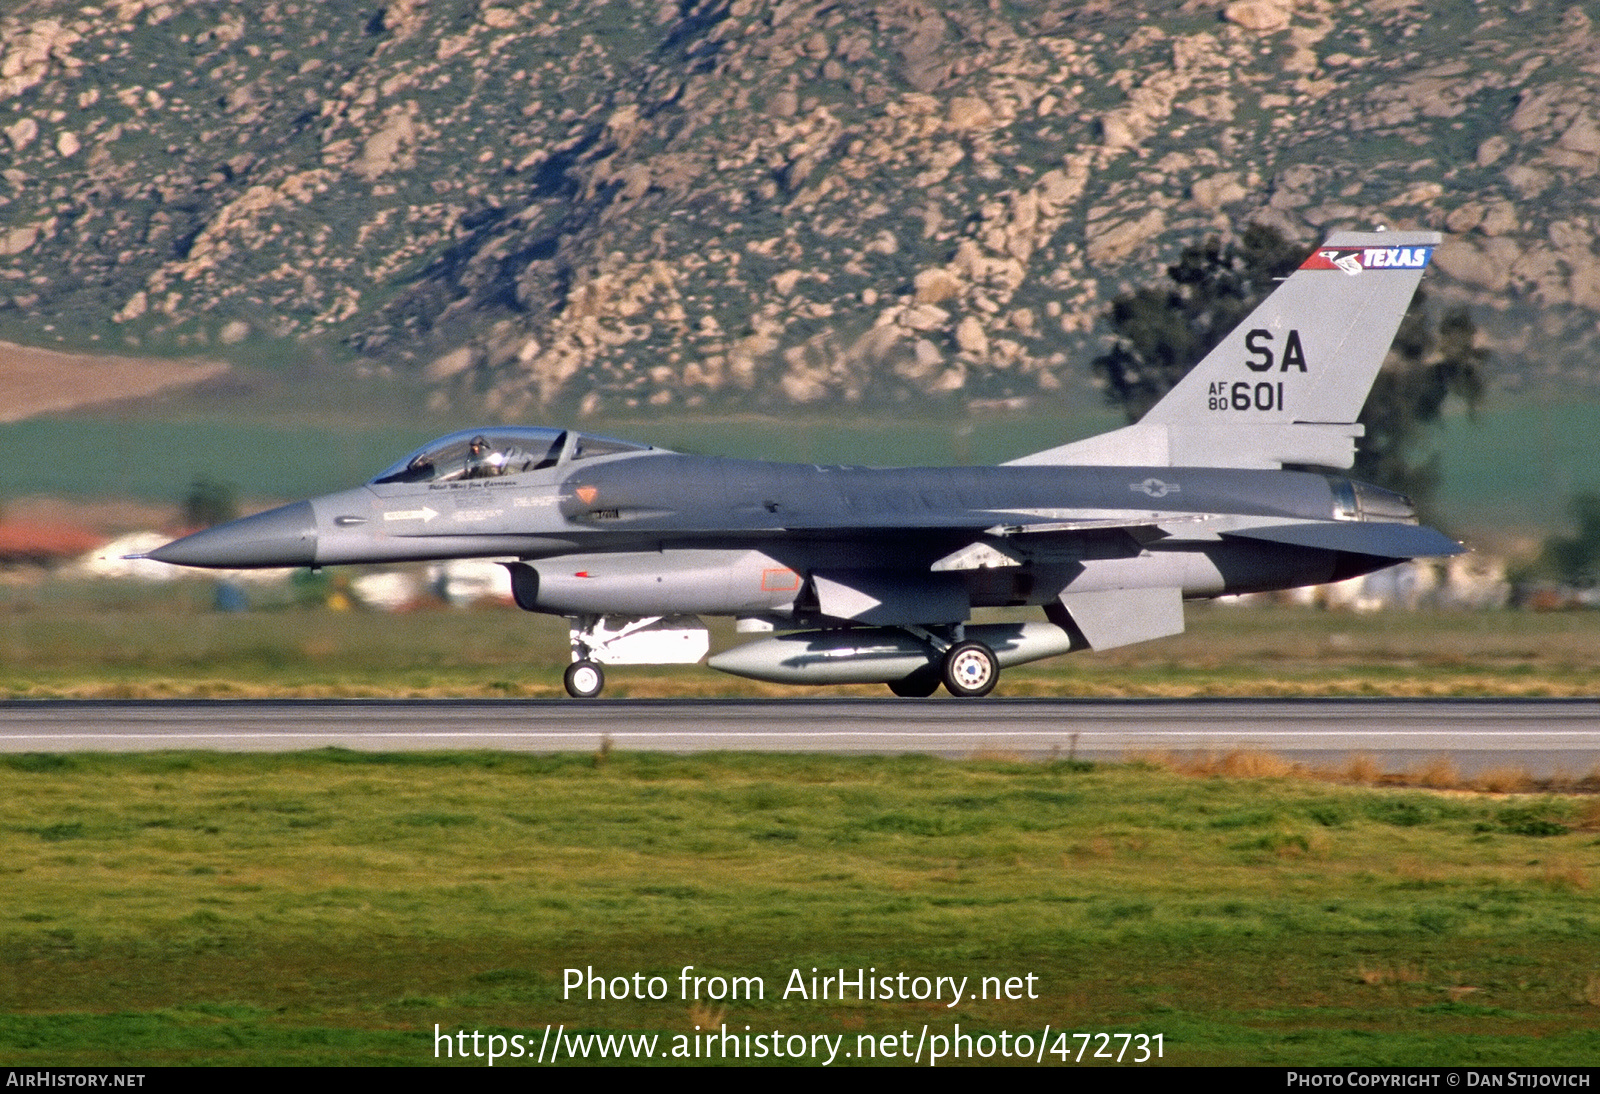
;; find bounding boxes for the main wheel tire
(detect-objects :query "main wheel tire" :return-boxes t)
[563,659,605,699]
[887,666,940,698]
[941,641,999,698]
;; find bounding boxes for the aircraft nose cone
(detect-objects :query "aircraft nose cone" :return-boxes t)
[147,501,318,568]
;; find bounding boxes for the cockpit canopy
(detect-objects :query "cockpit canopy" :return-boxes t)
[369,427,653,485]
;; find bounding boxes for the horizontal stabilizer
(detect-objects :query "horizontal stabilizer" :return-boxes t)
[1055,585,1184,651]
[1223,521,1462,558]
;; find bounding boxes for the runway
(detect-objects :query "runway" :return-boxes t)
[2,698,1598,776]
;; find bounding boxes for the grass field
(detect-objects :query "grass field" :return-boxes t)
[5,569,1599,1065]
[0,406,1125,508]
[4,580,1599,699]
[1,750,1597,1066]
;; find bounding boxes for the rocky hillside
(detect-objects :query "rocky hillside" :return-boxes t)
[3,0,1598,418]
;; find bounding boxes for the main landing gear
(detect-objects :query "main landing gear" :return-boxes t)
[885,630,1001,699]
[941,640,999,698]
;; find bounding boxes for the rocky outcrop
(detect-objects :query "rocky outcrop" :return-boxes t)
[0,0,1597,414]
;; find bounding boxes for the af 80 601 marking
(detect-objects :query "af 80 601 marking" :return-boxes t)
[1209,380,1284,412]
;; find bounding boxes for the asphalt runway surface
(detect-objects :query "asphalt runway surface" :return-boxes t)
[2,698,1598,777]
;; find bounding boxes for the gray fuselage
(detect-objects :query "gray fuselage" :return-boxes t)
[152,448,1408,622]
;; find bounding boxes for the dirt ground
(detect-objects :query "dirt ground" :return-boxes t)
[0,340,224,536]
[2,495,175,537]
[0,340,227,424]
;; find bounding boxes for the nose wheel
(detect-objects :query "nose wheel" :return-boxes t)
[941,641,999,698]
[563,659,605,699]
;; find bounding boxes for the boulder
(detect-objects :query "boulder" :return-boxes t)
[1224,2,1292,32]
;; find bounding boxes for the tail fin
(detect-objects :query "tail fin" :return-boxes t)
[1011,230,1441,469]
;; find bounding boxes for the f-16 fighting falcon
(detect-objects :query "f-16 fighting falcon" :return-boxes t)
[149,230,1460,698]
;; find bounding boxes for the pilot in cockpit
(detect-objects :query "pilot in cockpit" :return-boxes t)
[463,435,497,479]
[463,435,532,479]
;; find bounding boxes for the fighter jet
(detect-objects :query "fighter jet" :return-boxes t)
[149,230,1460,698]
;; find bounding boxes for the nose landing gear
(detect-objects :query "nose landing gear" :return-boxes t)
[563,659,605,699]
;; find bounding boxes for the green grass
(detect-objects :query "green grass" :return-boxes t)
[1432,399,1600,536]
[0,403,1125,504]
[3,583,1599,698]
[0,417,441,503]
[1,751,1597,1065]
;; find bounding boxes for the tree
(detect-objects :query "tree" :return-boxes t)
[181,476,238,529]
[1537,492,1600,586]
[1091,224,1487,517]
[1091,224,1304,422]
[1352,292,1487,514]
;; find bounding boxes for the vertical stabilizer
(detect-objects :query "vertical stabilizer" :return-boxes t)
[1010,230,1441,469]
